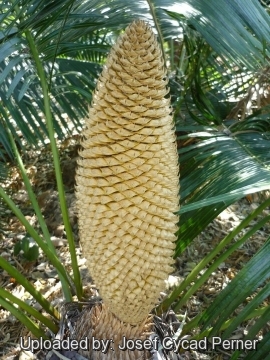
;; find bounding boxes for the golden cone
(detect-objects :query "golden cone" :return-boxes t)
[76,20,179,325]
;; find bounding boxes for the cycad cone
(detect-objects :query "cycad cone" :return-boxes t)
[76,20,179,326]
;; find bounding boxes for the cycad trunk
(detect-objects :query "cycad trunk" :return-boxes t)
[75,20,179,359]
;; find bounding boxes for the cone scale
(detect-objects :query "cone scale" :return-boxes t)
[76,20,179,325]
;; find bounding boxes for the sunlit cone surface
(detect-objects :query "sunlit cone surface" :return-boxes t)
[76,20,179,324]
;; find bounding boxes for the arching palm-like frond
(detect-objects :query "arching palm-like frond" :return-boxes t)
[1,0,270,152]
[177,125,270,255]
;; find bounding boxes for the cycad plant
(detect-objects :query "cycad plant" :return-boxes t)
[75,19,179,359]
[1,1,270,360]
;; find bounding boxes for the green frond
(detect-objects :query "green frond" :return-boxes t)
[177,126,270,255]
[201,236,270,339]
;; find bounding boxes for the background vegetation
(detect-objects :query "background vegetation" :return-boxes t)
[1,0,270,359]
